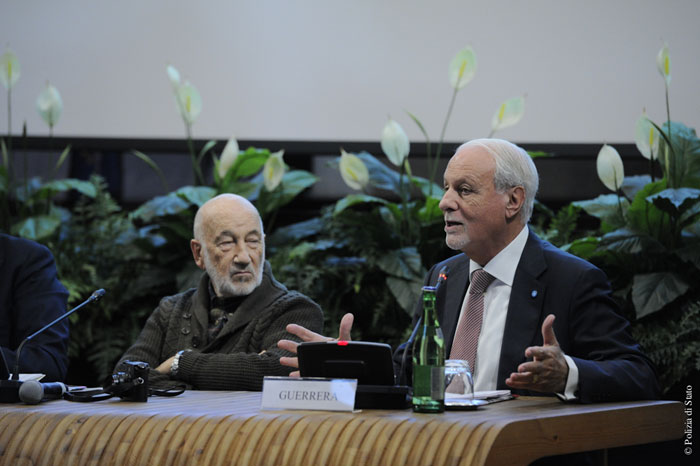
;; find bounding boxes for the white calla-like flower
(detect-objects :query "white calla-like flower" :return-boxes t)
[634,114,659,161]
[263,150,286,191]
[381,119,410,167]
[596,144,625,192]
[36,83,63,128]
[175,81,202,125]
[166,64,181,89]
[491,96,525,133]
[448,46,477,90]
[656,44,671,86]
[218,136,240,178]
[339,149,369,190]
[0,49,20,90]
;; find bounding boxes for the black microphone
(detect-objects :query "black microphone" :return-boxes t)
[11,289,106,381]
[398,266,450,386]
[18,380,67,404]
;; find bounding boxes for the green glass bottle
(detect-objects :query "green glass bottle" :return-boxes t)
[412,285,445,413]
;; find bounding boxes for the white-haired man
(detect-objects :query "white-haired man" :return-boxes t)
[117,194,323,390]
[280,139,659,403]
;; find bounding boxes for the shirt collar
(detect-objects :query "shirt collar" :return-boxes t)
[469,225,529,287]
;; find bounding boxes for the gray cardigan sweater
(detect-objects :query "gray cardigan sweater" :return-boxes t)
[117,262,323,391]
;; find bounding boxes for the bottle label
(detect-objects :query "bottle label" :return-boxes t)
[430,366,445,400]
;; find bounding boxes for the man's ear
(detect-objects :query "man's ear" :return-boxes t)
[191,239,205,270]
[505,186,526,220]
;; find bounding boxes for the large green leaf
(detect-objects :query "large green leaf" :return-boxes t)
[257,170,318,216]
[131,191,192,223]
[417,196,443,223]
[600,228,666,255]
[572,194,628,230]
[562,236,600,260]
[222,180,261,200]
[357,151,402,192]
[632,272,689,319]
[647,188,700,217]
[658,121,700,187]
[229,147,270,178]
[625,180,667,236]
[386,276,423,315]
[12,214,62,240]
[174,185,215,207]
[378,204,401,230]
[376,247,424,280]
[621,175,652,201]
[334,193,389,215]
[40,179,98,198]
[410,176,443,199]
[267,217,324,244]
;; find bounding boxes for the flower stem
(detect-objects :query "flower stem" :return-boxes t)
[398,161,407,247]
[664,83,675,187]
[6,87,12,174]
[430,86,460,191]
[186,123,204,185]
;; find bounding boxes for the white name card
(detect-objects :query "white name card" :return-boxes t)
[261,376,357,412]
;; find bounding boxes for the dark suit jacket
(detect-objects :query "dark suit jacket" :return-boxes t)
[0,233,69,381]
[397,230,660,403]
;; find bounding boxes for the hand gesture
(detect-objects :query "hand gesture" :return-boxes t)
[278,313,354,377]
[505,314,568,393]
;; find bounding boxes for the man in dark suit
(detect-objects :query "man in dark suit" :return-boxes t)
[279,138,659,402]
[0,233,69,381]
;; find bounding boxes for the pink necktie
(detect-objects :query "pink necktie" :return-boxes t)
[449,269,496,375]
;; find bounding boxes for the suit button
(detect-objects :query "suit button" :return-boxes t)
[192,336,200,347]
[181,328,190,335]
[182,313,192,319]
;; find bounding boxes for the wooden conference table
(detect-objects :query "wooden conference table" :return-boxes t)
[0,391,683,466]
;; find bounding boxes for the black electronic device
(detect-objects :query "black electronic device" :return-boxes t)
[103,360,150,402]
[297,340,410,409]
[0,349,22,403]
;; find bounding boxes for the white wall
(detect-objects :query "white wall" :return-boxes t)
[1,0,698,143]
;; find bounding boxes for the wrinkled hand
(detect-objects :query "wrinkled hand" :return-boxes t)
[278,313,354,377]
[505,314,568,394]
[155,355,176,375]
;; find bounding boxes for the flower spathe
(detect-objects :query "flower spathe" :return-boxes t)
[381,119,410,167]
[263,150,286,191]
[656,44,671,87]
[166,64,202,125]
[491,96,525,133]
[596,144,624,192]
[0,49,20,90]
[339,149,369,191]
[175,81,202,125]
[166,64,181,89]
[634,113,659,161]
[218,136,240,178]
[36,83,63,129]
[448,46,477,90]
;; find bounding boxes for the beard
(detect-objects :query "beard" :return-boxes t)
[445,228,470,251]
[202,249,264,297]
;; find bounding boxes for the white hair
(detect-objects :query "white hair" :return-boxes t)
[460,138,539,223]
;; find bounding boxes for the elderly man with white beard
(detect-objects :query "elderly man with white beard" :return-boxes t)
[115,194,323,391]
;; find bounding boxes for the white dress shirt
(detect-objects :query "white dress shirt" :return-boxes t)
[453,226,579,399]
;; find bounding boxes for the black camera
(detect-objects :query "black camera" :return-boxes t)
[104,360,150,402]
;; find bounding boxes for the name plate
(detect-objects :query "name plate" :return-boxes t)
[261,376,357,412]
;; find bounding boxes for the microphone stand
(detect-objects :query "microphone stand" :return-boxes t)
[0,289,105,403]
[12,289,105,380]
